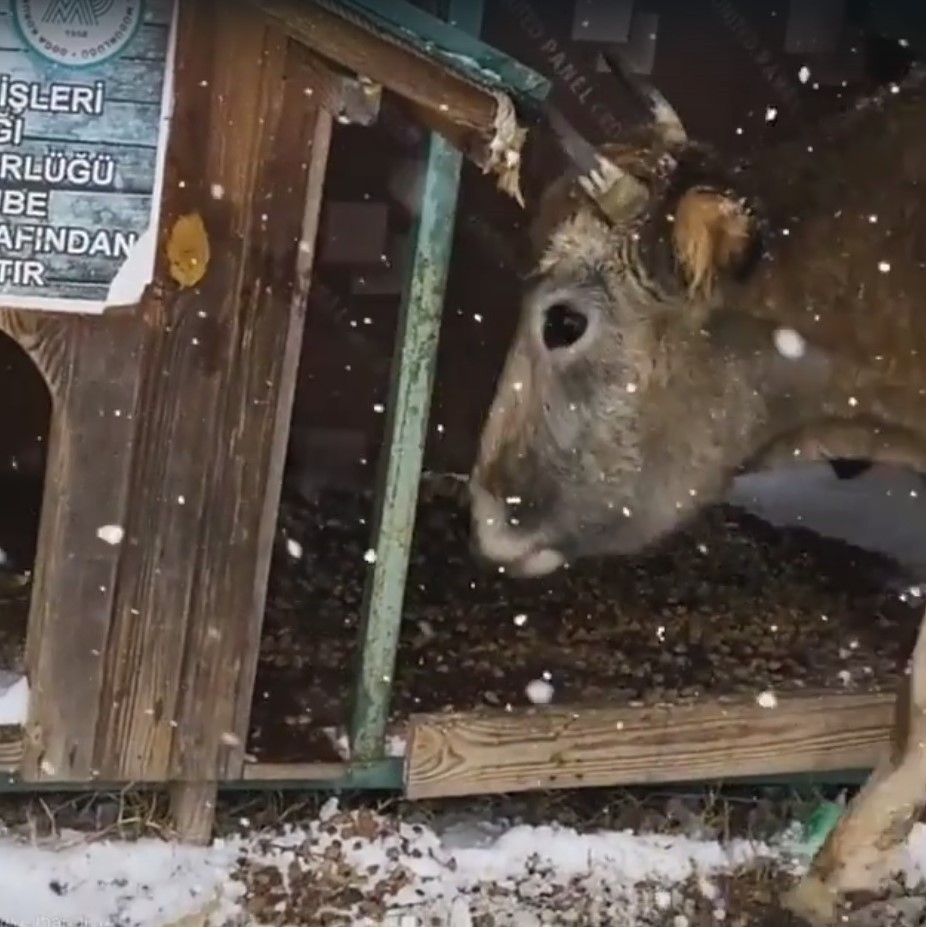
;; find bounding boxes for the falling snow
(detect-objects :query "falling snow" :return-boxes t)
[96,524,125,546]
[756,691,778,709]
[285,537,303,560]
[525,678,555,704]
[773,327,806,360]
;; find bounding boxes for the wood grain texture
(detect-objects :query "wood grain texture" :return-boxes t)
[0,309,145,783]
[0,725,22,773]
[405,692,895,799]
[242,762,350,782]
[91,3,328,784]
[293,45,381,125]
[245,0,497,130]
[169,33,331,784]
[169,781,218,844]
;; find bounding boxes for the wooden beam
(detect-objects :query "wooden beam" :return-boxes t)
[93,5,325,787]
[242,762,349,781]
[405,692,895,800]
[328,0,549,100]
[292,44,381,125]
[169,781,218,844]
[245,0,495,126]
[241,0,529,201]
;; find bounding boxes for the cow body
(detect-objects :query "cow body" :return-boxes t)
[468,66,926,922]
[470,68,926,579]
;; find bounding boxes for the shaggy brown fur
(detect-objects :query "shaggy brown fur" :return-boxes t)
[474,68,926,563]
[469,67,926,926]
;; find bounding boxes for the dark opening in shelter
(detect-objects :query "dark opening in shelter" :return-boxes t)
[249,91,432,765]
[0,331,51,680]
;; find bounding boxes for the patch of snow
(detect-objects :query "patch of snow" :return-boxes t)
[0,673,28,725]
[223,802,789,924]
[0,832,237,927]
[3,803,926,924]
[322,726,407,759]
[728,462,926,578]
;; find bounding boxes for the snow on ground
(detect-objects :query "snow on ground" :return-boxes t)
[0,672,27,725]
[730,461,926,579]
[1,800,926,926]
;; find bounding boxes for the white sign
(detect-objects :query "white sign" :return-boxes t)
[0,0,177,313]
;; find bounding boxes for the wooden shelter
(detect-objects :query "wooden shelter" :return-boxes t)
[0,0,549,839]
[0,0,915,846]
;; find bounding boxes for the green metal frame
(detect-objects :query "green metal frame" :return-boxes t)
[318,0,550,104]
[348,0,483,765]
[0,763,869,794]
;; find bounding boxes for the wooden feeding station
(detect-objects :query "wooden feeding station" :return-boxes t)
[0,0,548,839]
[0,0,906,843]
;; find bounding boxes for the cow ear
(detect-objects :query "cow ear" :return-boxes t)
[672,187,758,297]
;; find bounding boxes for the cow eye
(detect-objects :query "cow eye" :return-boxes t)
[542,302,588,351]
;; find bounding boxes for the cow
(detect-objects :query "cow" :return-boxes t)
[468,66,926,925]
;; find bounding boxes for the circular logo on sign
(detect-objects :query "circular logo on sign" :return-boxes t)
[12,0,143,68]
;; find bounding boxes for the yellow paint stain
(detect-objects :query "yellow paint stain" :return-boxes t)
[167,213,210,288]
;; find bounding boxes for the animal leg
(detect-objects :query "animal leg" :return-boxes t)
[783,605,926,925]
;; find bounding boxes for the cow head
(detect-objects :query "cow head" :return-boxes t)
[469,93,836,577]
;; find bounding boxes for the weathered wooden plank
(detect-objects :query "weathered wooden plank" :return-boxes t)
[93,1,253,783]
[246,0,495,128]
[405,692,895,799]
[170,41,332,784]
[242,762,349,782]
[169,782,217,844]
[0,311,145,782]
[94,5,325,787]
[292,44,381,125]
[244,0,538,195]
[0,725,22,773]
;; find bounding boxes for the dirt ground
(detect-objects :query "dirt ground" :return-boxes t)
[0,473,918,764]
[250,479,921,763]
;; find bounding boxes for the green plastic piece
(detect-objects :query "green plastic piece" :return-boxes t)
[798,797,846,857]
[323,0,550,103]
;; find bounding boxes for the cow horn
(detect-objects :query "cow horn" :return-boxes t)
[601,51,688,146]
[642,85,687,146]
[578,154,650,224]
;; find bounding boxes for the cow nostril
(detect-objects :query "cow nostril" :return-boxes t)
[542,301,588,351]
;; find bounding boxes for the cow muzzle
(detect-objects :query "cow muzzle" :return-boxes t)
[469,481,566,578]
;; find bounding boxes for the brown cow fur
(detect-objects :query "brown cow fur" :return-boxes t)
[472,68,926,924]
